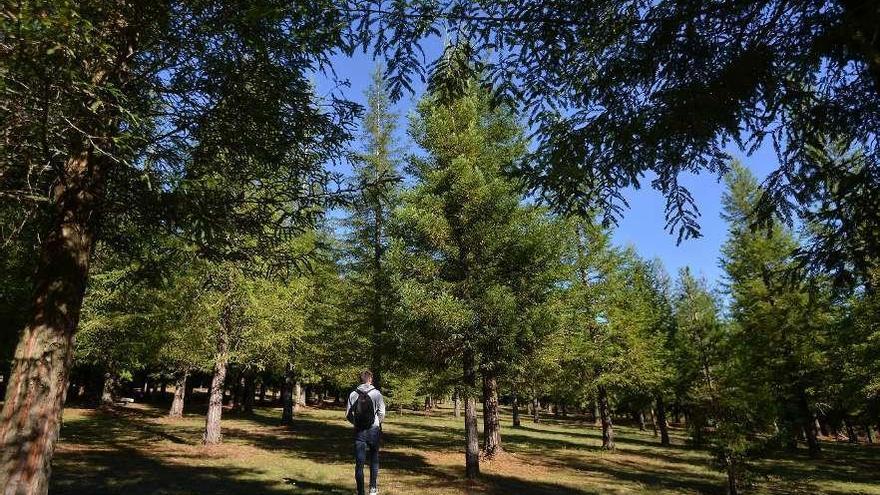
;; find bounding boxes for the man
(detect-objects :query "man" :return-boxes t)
[345,370,386,495]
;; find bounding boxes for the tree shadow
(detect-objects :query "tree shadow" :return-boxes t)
[51,442,350,495]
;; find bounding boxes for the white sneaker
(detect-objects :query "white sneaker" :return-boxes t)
[369,488,378,495]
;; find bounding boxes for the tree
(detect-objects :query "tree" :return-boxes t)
[355,1,880,255]
[670,268,724,445]
[721,161,832,456]
[344,65,403,391]
[0,2,356,490]
[556,219,669,450]
[390,79,563,475]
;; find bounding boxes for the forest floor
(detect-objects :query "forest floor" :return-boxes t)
[50,400,880,495]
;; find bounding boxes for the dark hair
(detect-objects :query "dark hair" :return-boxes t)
[359,370,373,384]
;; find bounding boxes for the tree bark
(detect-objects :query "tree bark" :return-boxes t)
[798,389,820,456]
[453,390,460,419]
[638,410,646,431]
[0,144,107,495]
[169,370,188,418]
[656,395,670,446]
[532,397,540,423]
[294,380,305,410]
[512,393,521,428]
[481,373,502,458]
[100,372,115,407]
[597,384,615,450]
[203,316,230,445]
[463,352,479,479]
[281,365,294,424]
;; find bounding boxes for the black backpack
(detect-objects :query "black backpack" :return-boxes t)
[348,388,376,430]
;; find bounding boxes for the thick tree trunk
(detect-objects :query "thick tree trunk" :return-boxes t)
[169,370,188,418]
[0,144,106,495]
[463,352,479,479]
[532,397,540,423]
[481,373,502,458]
[203,320,229,445]
[512,393,521,428]
[597,385,615,450]
[656,396,670,446]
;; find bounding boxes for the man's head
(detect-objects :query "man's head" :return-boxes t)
[359,370,373,385]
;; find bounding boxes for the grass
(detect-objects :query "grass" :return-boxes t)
[50,400,880,494]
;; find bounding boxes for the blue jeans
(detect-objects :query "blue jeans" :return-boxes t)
[354,426,380,495]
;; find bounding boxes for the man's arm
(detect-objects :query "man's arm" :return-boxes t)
[376,391,386,424]
[345,391,355,422]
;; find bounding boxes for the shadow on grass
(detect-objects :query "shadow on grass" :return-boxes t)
[51,443,349,495]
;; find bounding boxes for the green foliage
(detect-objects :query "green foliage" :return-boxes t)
[390,79,565,393]
[355,1,880,246]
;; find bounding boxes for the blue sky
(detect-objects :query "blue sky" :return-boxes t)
[318,50,779,289]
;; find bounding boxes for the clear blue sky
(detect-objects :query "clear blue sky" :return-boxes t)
[318,50,779,289]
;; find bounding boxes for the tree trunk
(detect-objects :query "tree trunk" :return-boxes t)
[242,371,256,415]
[481,373,502,458]
[656,396,670,446]
[798,389,820,456]
[593,399,601,426]
[865,424,874,444]
[532,397,540,423]
[370,188,386,391]
[463,352,479,479]
[169,370,188,418]
[294,380,305,410]
[844,417,859,443]
[638,410,646,431]
[232,370,244,413]
[185,374,196,404]
[100,372,115,407]
[259,381,266,404]
[598,384,615,450]
[203,318,230,445]
[512,393,521,428]
[281,368,294,424]
[649,408,658,436]
[0,144,107,495]
[726,455,738,495]
[453,390,460,419]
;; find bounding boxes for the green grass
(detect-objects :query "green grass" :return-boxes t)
[51,401,880,494]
